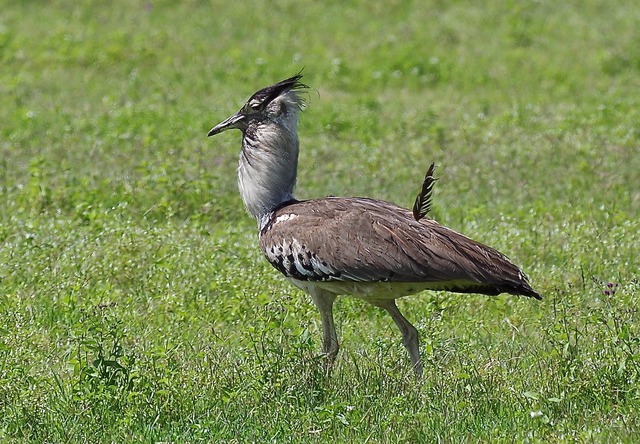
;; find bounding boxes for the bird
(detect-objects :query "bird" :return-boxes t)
[207,74,541,376]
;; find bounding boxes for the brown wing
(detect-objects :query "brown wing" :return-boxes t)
[259,197,541,299]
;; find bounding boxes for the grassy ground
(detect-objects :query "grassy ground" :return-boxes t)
[1,0,639,442]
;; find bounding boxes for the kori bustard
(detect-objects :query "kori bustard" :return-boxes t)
[208,74,541,376]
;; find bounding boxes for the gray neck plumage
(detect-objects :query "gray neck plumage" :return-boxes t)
[238,115,299,226]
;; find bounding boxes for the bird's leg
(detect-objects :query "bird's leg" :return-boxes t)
[376,299,423,377]
[309,290,339,369]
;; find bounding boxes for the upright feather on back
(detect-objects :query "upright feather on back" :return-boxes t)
[413,163,437,221]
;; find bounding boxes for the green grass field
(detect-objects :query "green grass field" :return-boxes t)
[1,0,639,442]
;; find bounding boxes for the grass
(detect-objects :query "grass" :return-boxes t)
[1,0,639,441]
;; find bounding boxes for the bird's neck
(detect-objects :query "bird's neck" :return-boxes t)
[238,119,299,224]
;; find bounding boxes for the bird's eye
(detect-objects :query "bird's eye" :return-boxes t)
[248,100,262,111]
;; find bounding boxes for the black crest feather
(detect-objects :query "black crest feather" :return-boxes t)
[412,163,437,221]
[247,73,308,108]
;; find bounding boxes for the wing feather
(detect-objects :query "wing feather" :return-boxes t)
[259,197,541,298]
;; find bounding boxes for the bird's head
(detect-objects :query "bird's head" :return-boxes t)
[207,74,307,137]
[207,74,307,220]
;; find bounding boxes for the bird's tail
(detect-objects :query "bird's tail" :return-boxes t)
[512,279,543,300]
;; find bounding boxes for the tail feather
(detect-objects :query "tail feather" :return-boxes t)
[447,281,542,300]
[515,282,543,300]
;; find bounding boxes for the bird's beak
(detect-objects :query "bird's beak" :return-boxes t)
[207,112,244,137]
